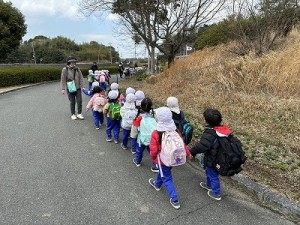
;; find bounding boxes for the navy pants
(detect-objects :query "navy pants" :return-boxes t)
[100,82,106,91]
[156,165,178,202]
[131,138,137,153]
[68,89,82,115]
[106,118,121,140]
[122,129,131,147]
[206,167,221,196]
[92,110,104,128]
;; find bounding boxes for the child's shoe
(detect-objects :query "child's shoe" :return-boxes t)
[131,149,136,155]
[133,158,141,167]
[114,140,119,144]
[149,178,161,191]
[96,127,100,130]
[200,182,212,191]
[106,138,112,142]
[151,166,159,173]
[121,144,128,150]
[207,190,221,201]
[169,199,181,209]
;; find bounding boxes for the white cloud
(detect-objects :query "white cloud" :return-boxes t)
[79,34,112,43]
[4,0,85,20]
[106,13,120,21]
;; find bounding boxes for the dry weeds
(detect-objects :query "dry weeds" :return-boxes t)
[120,28,300,202]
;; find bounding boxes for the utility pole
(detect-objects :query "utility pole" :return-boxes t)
[31,42,36,64]
[108,43,112,64]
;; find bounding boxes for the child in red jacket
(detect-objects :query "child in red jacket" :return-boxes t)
[149,107,191,209]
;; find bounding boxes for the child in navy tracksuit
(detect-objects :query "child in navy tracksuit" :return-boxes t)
[82,81,100,97]
[86,86,107,129]
[131,97,159,173]
[190,108,231,201]
[103,90,121,143]
[130,90,145,154]
[120,93,137,150]
[149,107,191,209]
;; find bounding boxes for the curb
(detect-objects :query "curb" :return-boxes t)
[0,81,56,95]
[188,159,300,223]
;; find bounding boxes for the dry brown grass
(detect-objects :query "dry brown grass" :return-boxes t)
[120,28,300,202]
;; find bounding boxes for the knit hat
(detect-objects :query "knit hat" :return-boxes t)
[111,82,119,90]
[124,93,136,109]
[135,90,145,107]
[108,90,118,100]
[91,81,99,89]
[166,96,180,114]
[155,107,176,132]
[126,87,136,95]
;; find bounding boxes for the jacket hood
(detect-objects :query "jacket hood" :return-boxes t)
[213,125,232,137]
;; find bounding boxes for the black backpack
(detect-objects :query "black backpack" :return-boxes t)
[173,111,193,145]
[214,134,247,176]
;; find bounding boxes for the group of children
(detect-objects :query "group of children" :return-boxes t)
[82,80,230,209]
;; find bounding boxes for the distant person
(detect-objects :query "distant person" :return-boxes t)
[61,56,84,120]
[91,62,98,73]
[190,108,230,201]
[118,62,124,78]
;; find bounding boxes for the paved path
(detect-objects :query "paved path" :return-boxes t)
[0,80,295,225]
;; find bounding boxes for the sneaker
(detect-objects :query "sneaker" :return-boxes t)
[114,140,119,144]
[200,182,212,191]
[131,150,136,155]
[169,199,181,209]
[207,190,222,201]
[149,178,161,191]
[71,114,77,120]
[133,158,141,167]
[121,144,128,150]
[77,114,84,120]
[96,127,100,130]
[106,138,112,142]
[151,166,159,173]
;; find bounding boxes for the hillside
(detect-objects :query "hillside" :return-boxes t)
[121,28,300,202]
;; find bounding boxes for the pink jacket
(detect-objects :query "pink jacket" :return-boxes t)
[86,93,107,111]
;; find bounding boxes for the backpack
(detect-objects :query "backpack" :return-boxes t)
[99,75,106,83]
[138,115,157,146]
[214,134,247,176]
[159,131,186,167]
[109,102,121,120]
[121,109,137,130]
[87,74,94,83]
[173,111,193,145]
[93,95,106,113]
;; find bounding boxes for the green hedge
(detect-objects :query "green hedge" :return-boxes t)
[0,66,118,88]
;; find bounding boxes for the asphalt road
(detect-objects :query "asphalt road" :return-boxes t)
[0,79,295,225]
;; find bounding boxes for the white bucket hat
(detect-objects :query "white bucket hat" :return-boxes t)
[108,90,118,100]
[166,96,180,114]
[91,81,99,89]
[135,90,145,107]
[110,82,119,90]
[124,93,136,109]
[156,107,176,132]
[126,87,136,95]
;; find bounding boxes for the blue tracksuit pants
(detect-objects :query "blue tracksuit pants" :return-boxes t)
[106,118,121,140]
[92,110,104,128]
[206,167,221,196]
[156,165,178,202]
[122,129,131,147]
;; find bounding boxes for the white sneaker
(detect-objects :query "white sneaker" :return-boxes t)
[71,114,77,120]
[77,114,84,120]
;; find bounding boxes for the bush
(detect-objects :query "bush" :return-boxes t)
[0,67,63,87]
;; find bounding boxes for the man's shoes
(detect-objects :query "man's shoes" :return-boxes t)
[169,199,181,209]
[77,114,84,120]
[71,114,77,120]
[207,190,222,201]
[200,182,212,191]
[149,178,161,191]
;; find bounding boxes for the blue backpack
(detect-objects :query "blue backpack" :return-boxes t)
[173,111,193,145]
[138,114,157,146]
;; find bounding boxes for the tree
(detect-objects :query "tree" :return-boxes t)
[0,1,27,60]
[79,0,225,73]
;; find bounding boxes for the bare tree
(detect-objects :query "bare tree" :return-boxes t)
[79,0,225,73]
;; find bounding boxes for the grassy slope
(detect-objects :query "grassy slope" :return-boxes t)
[120,29,300,202]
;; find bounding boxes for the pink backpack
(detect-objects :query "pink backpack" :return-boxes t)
[93,95,106,112]
[99,75,106,83]
[159,131,186,167]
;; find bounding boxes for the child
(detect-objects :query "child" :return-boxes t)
[87,69,95,90]
[148,107,191,209]
[126,87,135,95]
[190,108,231,201]
[110,82,125,105]
[82,81,100,98]
[103,90,121,143]
[120,93,137,150]
[86,86,107,129]
[130,90,145,154]
[99,71,107,92]
[132,97,159,173]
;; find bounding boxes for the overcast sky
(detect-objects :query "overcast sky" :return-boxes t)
[4,0,144,59]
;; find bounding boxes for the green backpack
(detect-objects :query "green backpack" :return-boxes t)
[109,102,121,120]
[87,74,94,83]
